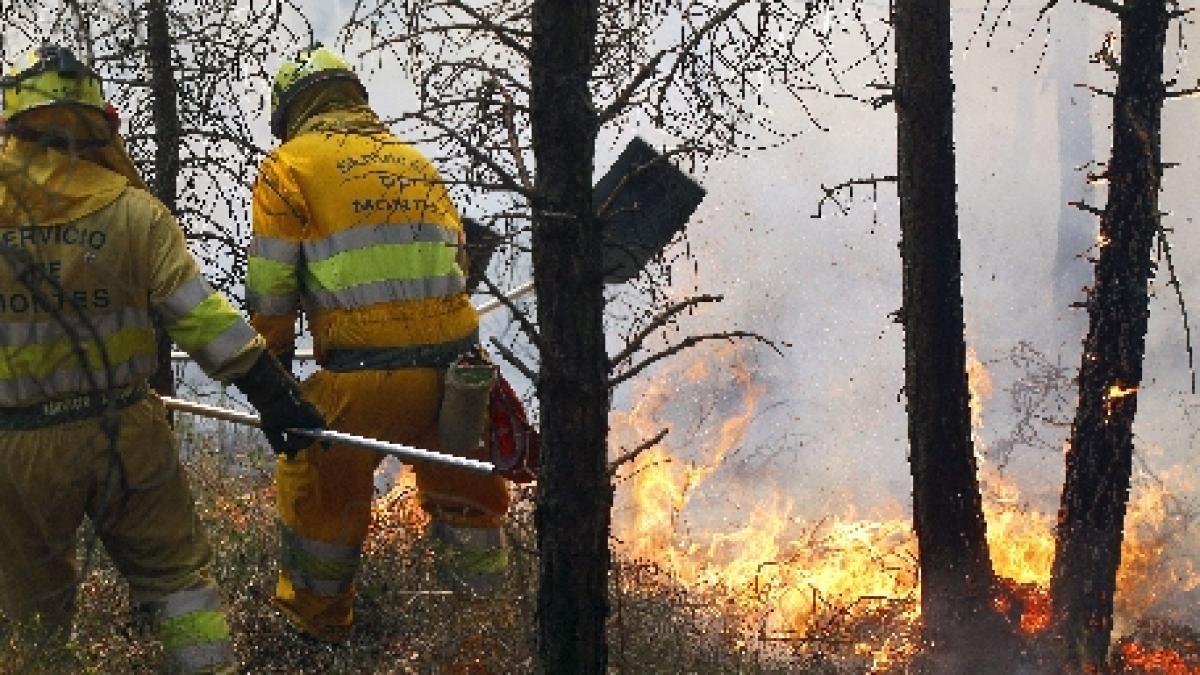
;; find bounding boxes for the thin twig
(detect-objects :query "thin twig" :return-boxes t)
[812,174,897,218]
[611,332,787,388]
[446,0,530,58]
[608,428,669,476]
[610,294,724,368]
[480,273,545,354]
[489,336,538,385]
[1080,0,1127,14]
[597,0,754,126]
[1069,200,1105,217]
[1157,227,1196,393]
[1074,83,1116,98]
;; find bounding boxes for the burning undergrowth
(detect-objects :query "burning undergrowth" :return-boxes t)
[3,339,1198,672]
[608,341,1200,672]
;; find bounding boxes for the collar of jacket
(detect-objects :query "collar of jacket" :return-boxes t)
[0,138,130,226]
[289,107,388,140]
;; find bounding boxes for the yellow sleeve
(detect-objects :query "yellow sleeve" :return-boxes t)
[248,151,308,356]
[144,192,264,382]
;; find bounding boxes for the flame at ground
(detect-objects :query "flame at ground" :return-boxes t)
[367,468,429,555]
[611,343,1198,669]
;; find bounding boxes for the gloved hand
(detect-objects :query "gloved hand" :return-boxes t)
[232,350,326,459]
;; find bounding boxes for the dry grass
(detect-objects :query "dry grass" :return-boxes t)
[1,434,764,674]
[7,432,1196,673]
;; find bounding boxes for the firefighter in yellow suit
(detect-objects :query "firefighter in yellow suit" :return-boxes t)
[248,45,510,642]
[0,45,324,672]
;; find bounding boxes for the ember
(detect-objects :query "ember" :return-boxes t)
[1112,619,1200,674]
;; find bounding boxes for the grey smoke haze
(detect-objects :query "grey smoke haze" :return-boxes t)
[5,0,1195,618]
[302,1,1199,525]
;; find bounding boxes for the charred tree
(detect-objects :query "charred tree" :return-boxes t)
[894,0,998,663]
[144,0,179,397]
[1050,0,1170,667]
[529,1,608,673]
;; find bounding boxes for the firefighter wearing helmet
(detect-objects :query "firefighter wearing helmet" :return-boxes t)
[249,45,510,642]
[0,44,325,672]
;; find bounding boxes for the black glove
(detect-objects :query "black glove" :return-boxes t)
[277,348,295,377]
[232,351,325,459]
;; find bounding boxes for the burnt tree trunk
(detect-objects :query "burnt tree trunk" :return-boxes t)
[895,0,998,664]
[1050,0,1168,667]
[529,2,608,673]
[145,0,180,397]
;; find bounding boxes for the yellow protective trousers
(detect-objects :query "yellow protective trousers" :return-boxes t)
[273,368,509,641]
[0,395,234,672]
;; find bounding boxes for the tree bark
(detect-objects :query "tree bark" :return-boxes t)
[529,2,608,673]
[1050,0,1168,667]
[894,0,997,664]
[145,0,180,398]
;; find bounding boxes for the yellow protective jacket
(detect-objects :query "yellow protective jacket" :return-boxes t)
[0,138,264,404]
[247,111,478,364]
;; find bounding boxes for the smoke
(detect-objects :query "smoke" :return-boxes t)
[316,0,1200,619]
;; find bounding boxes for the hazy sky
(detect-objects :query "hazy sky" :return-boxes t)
[287,1,1200,519]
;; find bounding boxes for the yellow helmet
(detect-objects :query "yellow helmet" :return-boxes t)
[270,44,365,139]
[1,44,106,122]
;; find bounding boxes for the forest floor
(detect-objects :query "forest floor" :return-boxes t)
[1,434,1197,673]
[0,438,783,674]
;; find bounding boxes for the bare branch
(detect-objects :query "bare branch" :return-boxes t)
[597,0,753,126]
[479,273,545,354]
[1080,0,1128,14]
[489,337,538,385]
[1074,82,1116,98]
[610,332,788,388]
[404,111,533,201]
[446,0,530,57]
[1069,200,1105,217]
[1156,227,1196,393]
[607,428,668,477]
[609,294,725,369]
[1165,78,1200,98]
[812,174,897,218]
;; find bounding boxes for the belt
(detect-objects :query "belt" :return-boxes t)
[0,382,149,430]
[322,332,480,372]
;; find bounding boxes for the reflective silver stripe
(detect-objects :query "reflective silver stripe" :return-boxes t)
[306,274,466,310]
[248,235,301,264]
[0,352,156,405]
[282,524,360,562]
[0,307,152,347]
[158,585,222,619]
[278,521,360,597]
[169,640,235,674]
[431,521,505,551]
[193,320,257,374]
[245,290,299,316]
[287,572,352,597]
[156,276,213,324]
[303,222,456,263]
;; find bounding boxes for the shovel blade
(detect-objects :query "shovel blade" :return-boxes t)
[595,137,707,283]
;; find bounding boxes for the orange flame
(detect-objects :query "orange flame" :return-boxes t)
[366,468,428,555]
[1105,382,1139,422]
[1118,642,1200,674]
[611,343,1197,668]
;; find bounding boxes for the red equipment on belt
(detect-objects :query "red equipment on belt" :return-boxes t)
[488,374,539,483]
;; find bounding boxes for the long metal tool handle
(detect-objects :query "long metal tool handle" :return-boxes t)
[160,395,496,475]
